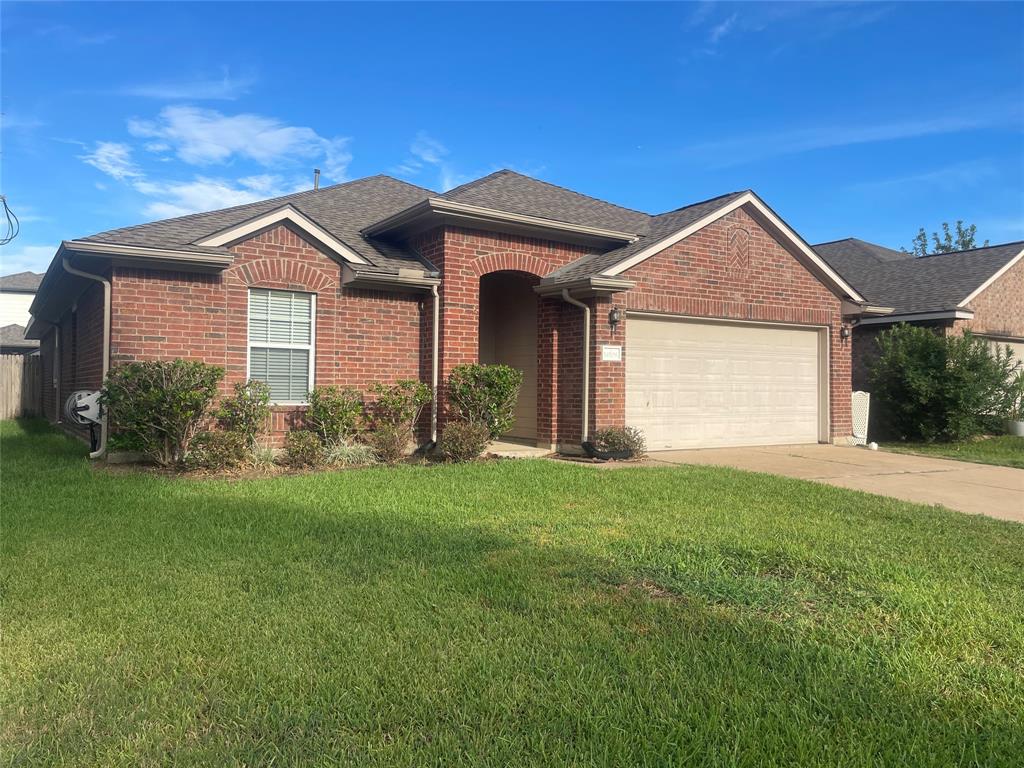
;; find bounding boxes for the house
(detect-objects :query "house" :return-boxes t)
[27,171,875,453]
[0,271,44,354]
[814,238,1024,389]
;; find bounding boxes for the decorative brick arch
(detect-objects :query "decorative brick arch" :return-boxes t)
[469,252,552,278]
[228,257,337,292]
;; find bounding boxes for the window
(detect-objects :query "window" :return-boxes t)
[248,289,315,403]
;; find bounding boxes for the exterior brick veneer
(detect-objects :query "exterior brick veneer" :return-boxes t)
[43,207,858,451]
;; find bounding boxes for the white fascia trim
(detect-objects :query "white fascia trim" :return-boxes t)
[957,247,1024,308]
[64,239,234,266]
[856,309,974,326]
[196,205,369,265]
[600,192,866,303]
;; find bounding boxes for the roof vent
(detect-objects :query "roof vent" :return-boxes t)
[313,168,320,191]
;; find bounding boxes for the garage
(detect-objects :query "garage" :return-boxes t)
[626,315,826,450]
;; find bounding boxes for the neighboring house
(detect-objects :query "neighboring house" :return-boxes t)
[0,271,44,354]
[815,238,1024,389]
[28,171,874,452]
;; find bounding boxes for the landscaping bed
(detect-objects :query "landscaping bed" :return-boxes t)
[3,419,1022,766]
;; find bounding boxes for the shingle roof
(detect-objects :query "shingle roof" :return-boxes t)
[0,271,45,292]
[0,324,38,348]
[815,238,1024,314]
[80,175,439,273]
[440,170,651,234]
[543,191,748,281]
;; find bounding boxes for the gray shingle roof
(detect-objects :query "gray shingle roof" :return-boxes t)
[815,238,1024,314]
[543,191,748,282]
[0,271,45,292]
[441,170,651,234]
[0,324,38,348]
[80,175,439,273]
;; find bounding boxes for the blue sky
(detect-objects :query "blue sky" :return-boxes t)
[2,1,1022,274]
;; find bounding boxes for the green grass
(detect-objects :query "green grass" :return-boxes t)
[2,419,1023,767]
[883,435,1024,468]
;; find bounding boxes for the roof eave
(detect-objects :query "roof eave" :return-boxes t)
[855,309,974,327]
[363,198,639,248]
[535,276,635,297]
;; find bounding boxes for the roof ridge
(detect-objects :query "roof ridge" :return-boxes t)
[655,190,748,218]
[918,239,1024,259]
[438,169,508,199]
[446,168,653,218]
[813,237,857,247]
[375,174,439,196]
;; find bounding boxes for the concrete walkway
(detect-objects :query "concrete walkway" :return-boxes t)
[640,444,1024,523]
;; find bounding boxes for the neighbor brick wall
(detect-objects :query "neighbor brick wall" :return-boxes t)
[951,256,1024,339]
[620,207,853,440]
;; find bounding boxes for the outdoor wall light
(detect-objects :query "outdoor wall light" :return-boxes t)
[609,306,622,328]
[840,325,851,339]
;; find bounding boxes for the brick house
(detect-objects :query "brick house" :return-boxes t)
[815,238,1024,390]
[27,171,873,454]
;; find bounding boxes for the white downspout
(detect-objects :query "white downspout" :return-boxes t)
[561,289,590,444]
[62,257,111,459]
[430,284,440,444]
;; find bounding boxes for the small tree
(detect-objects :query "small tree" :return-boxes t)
[906,221,988,256]
[102,360,224,466]
[869,325,1015,442]
[446,363,524,439]
[305,385,364,446]
[216,380,271,451]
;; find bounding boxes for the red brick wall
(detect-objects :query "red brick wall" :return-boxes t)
[108,223,425,445]
[620,207,853,440]
[952,255,1024,339]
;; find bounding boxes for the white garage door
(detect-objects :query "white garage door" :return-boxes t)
[626,316,823,450]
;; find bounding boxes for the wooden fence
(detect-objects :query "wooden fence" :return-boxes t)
[0,354,42,419]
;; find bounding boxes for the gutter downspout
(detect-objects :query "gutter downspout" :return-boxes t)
[430,284,440,445]
[62,257,111,459]
[561,289,590,444]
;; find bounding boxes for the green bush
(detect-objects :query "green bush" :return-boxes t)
[101,359,224,466]
[439,420,491,462]
[283,429,325,468]
[216,380,271,451]
[306,385,363,446]
[869,325,1017,441]
[185,430,250,471]
[366,380,432,463]
[447,364,524,439]
[325,441,377,467]
[591,426,646,458]
[1006,370,1024,422]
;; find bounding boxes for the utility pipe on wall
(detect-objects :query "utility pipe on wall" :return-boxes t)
[430,284,440,444]
[561,289,591,443]
[62,257,111,459]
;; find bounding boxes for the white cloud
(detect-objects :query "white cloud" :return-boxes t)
[133,176,296,219]
[849,160,999,193]
[707,13,737,44]
[121,71,256,100]
[127,106,352,179]
[393,131,470,191]
[0,244,56,274]
[79,142,142,181]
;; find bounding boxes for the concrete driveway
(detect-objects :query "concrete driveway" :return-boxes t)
[643,444,1024,523]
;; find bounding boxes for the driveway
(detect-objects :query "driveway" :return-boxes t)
[642,444,1024,523]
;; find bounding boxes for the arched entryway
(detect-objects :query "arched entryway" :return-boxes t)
[478,271,538,441]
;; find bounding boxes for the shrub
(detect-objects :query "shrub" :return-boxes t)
[1007,370,1024,422]
[447,364,524,439]
[306,385,364,446]
[101,359,224,466]
[216,380,271,451]
[185,430,249,471]
[283,429,325,468]
[439,420,491,462]
[869,325,1016,442]
[365,424,412,464]
[591,426,646,458]
[325,440,377,467]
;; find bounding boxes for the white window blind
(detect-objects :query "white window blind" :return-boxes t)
[248,289,314,402]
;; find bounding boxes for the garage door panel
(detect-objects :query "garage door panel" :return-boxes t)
[626,317,821,450]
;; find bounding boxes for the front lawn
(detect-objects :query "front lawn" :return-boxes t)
[883,434,1024,468]
[2,419,1022,766]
